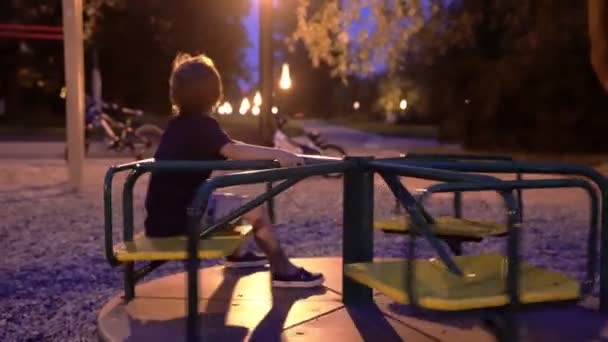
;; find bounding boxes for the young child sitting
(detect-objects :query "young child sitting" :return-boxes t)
[144,53,324,288]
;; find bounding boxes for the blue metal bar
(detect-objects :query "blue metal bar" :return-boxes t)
[266,182,275,223]
[422,178,599,295]
[389,153,522,225]
[185,160,355,339]
[381,173,464,276]
[368,160,500,183]
[122,169,145,242]
[402,153,514,161]
[136,159,280,172]
[454,191,463,218]
[382,159,608,308]
[205,177,304,234]
[106,159,286,267]
[343,157,375,304]
[516,172,524,222]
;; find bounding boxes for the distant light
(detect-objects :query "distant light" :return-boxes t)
[223,102,233,115]
[399,99,408,110]
[271,106,278,115]
[59,86,67,99]
[279,63,292,90]
[239,98,251,115]
[37,80,45,88]
[465,99,470,104]
[252,106,261,116]
[353,101,360,110]
[217,105,226,115]
[253,91,262,106]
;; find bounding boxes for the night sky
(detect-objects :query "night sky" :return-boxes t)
[243,0,260,88]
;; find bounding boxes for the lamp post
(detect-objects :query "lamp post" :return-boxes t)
[277,62,292,115]
[62,0,85,190]
[259,0,275,146]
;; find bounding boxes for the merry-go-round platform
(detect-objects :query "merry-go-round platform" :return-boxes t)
[97,257,608,341]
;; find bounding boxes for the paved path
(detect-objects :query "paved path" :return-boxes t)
[0,141,134,159]
[296,119,461,156]
[0,120,458,159]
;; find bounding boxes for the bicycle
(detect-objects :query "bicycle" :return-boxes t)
[273,115,346,178]
[65,98,163,160]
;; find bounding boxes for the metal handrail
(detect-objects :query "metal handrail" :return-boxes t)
[421,178,599,295]
[104,159,280,266]
[384,153,524,220]
[378,158,608,311]
[184,160,356,339]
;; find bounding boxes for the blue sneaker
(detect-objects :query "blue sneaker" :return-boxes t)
[272,267,325,288]
[223,252,268,268]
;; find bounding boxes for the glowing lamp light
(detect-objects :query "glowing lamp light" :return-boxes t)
[252,106,261,116]
[60,86,67,99]
[217,105,226,115]
[399,99,408,110]
[239,98,251,115]
[353,101,360,110]
[253,91,262,106]
[279,63,292,90]
[224,102,233,115]
[271,106,278,115]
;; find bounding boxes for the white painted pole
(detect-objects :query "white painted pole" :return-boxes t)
[62,0,85,190]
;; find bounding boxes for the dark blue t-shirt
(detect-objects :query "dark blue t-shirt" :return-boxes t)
[144,113,232,237]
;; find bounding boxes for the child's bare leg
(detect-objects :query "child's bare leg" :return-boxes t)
[236,206,298,276]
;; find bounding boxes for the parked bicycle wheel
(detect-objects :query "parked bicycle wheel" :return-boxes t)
[320,144,346,178]
[132,124,163,159]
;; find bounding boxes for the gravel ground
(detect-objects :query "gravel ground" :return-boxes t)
[1,158,607,341]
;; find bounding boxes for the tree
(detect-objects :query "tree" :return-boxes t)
[0,1,252,122]
[273,0,344,117]
[0,0,120,121]
[92,0,252,113]
[290,0,608,152]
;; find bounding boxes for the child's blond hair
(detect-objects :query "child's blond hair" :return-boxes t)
[169,53,223,114]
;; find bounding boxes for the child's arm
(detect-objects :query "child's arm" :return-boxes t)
[220,142,304,167]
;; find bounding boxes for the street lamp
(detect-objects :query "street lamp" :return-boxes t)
[224,102,233,115]
[279,63,292,90]
[259,0,274,145]
[254,91,262,107]
[62,0,85,190]
[239,97,251,115]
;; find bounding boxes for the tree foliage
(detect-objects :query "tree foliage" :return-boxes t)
[0,1,252,119]
[291,0,608,151]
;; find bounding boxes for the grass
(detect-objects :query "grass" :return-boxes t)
[326,113,438,139]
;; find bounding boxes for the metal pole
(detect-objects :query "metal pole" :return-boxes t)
[342,157,374,304]
[62,0,85,190]
[259,0,275,146]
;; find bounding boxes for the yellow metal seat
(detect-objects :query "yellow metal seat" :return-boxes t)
[374,216,507,239]
[344,253,580,311]
[114,224,253,262]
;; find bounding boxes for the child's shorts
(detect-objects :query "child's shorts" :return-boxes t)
[204,192,248,226]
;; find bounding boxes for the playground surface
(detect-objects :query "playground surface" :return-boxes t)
[97,257,607,341]
[1,156,607,340]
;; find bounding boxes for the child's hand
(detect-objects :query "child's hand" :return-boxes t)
[274,150,305,168]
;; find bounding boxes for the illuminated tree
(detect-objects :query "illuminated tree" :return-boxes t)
[290,1,608,151]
